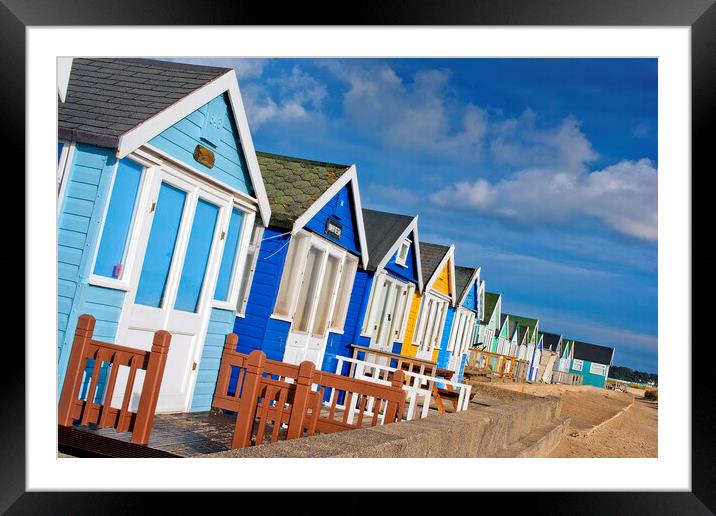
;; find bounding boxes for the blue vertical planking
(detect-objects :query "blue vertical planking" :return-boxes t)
[324,270,373,375]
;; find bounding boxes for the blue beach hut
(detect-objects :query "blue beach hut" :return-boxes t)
[221,152,370,388]
[57,58,272,414]
[336,208,423,368]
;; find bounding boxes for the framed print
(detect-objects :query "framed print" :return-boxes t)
[6,0,712,513]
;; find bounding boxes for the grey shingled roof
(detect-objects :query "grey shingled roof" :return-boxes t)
[256,152,350,229]
[540,331,562,352]
[482,291,500,324]
[362,208,415,271]
[454,265,477,305]
[420,242,450,286]
[58,58,231,148]
[573,341,615,366]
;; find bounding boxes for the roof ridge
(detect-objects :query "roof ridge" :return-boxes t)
[256,150,351,170]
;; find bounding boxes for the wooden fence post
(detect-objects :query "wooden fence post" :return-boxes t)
[214,333,238,399]
[384,369,405,424]
[286,359,316,440]
[231,350,265,449]
[58,314,95,427]
[132,329,171,444]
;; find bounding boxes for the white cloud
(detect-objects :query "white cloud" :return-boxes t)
[430,114,657,242]
[240,65,326,128]
[324,62,487,159]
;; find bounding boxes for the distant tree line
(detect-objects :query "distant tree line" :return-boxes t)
[609,365,657,385]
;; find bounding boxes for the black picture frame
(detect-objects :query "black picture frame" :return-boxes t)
[5,0,710,513]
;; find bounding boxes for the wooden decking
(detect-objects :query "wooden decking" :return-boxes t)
[60,401,446,458]
[60,411,238,457]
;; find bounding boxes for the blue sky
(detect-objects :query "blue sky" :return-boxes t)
[171,57,658,373]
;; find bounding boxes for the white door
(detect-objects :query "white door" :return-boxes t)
[368,276,408,352]
[284,239,344,368]
[415,293,448,361]
[114,167,231,413]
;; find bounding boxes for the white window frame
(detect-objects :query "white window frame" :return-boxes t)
[413,291,450,354]
[328,252,359,333]
[395,283,415,343]
[589,362,607,376]
[57,140,75,214]
[87,154,156,292]
[360,271,414,340]
[270,230,356,333]
[87,149,256,298]
[395,238,411,267]
[230,222,264,316]
[213,208,259,312]
[573,359,584,371]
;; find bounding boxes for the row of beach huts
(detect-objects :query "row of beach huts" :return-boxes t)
[56,58,616,451]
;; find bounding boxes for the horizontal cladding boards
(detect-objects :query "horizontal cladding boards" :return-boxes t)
[148,93,254,196]
[57,144,116,375]
[191,307,236,412]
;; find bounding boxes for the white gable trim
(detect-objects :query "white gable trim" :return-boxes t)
[374,215,423,291]
[423,244,456,306]
[457,266,481,309]
[291,165,369,270]
[115,70,271,226]
[57,58,73,103]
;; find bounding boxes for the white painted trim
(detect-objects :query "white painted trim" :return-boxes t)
[57,57,73,103]
[422,244,456,305]
[290,165,370,270]
[411,218,424,293]
[115,70,272,227]
[87,274,130,291]
[224,72,272,228]
[142,143,258,213]
[86,157,155,286]
[56,141,75,217]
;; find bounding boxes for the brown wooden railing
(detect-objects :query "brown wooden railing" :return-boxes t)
[213,335,406,449]
[58,314,171,445]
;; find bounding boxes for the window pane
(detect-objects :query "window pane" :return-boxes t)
[175,199,219,312]
[93,158,143,279]
[135,183,186,307]
[274,235,306,318]
[312,253,340,337]
[58,142,64,164]
[293,246,322,332]
[329,256,357,332]
[213,208,245,302]
[236,225,263,314]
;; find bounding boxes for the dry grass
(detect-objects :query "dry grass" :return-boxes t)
[644,388,658,401]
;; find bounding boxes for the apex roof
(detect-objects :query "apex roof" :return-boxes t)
[455,265,478,305]
[573,341,615,365]
[362,208,416,271]
[58,58,231,148]
[420,242,450,285]
[256,152,351,230]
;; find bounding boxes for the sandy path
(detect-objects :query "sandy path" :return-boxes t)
[549,396,658,457]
